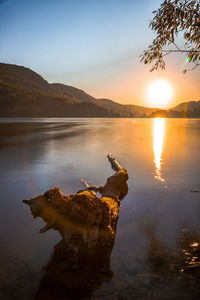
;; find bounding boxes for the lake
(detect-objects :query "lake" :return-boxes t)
[0,118,200,299]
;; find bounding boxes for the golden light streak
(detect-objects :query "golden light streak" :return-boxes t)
[153,118,166,182]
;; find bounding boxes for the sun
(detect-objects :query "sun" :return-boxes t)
[145,80,173,108]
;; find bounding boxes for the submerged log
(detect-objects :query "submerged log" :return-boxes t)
[23,154,128,299]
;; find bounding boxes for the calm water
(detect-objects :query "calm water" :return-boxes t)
[0,118,200,299]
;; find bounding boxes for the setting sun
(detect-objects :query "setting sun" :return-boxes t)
[145,80,173,108]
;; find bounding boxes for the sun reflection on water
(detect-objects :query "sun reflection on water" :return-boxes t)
[153,118,166,182]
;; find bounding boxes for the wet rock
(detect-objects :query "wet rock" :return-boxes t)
[181,265,200,276]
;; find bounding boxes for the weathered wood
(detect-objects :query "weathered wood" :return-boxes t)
[107,153,123,171]
[23,154,128,236]
[23,154,128,299]
[80,154,128,199]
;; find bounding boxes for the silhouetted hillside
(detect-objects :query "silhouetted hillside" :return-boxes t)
[0,63,120,117]
[0,63,49,90]
[0,63,199,118]
[151,101,200,118]
[50,83,95,103]
[0,63,158,117]
[172,101,200,112]
[95,99,158,117]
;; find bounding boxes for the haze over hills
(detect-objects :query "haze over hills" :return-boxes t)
[172,101,200,112]
[151,100,200,118]
[0,62,199,118]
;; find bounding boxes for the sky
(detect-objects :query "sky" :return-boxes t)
[0,0,199,108]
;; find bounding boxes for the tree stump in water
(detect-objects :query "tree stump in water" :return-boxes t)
[23,154,128,299]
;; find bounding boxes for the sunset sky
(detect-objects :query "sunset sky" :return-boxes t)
[0,0,199,108]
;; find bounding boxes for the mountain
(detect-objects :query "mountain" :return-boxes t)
[0,62,49,90]
[0,62,199,118]
[49,85,158,117]
[94,99,158,117]
[151,100,200,118]
[50,83,95,103]
[172,101,200,112]
[0,62,158,117]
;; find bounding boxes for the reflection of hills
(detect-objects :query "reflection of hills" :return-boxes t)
[0,122,84,149]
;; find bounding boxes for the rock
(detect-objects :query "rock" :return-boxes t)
[181,265,200,276]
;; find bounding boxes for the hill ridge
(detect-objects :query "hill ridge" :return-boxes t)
[0,62,199,117]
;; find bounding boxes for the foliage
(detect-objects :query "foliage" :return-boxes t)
[141,0,200,72]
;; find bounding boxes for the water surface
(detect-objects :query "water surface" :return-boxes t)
[0,118,200,299]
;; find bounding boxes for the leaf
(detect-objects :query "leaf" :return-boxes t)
[140,0,200,72]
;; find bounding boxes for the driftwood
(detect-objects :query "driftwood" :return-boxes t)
[23,154,128,299]
[80,153,128,200]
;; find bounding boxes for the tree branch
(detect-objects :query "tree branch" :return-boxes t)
[140,0,200,72]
